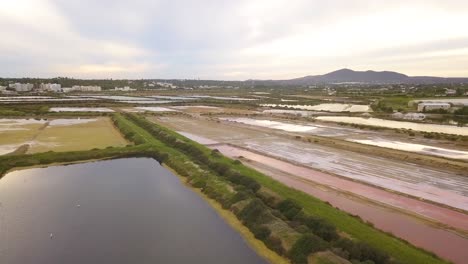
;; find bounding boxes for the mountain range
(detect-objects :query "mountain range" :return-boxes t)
[250,69,468,85]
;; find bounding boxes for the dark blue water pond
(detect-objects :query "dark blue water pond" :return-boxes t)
[0,158,267,264]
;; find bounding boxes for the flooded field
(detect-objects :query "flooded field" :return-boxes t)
[0,96,52,99]
[153,116,468,212]
[0,119,48,155]
[221,117,468,159]
[172,105,220,110]
[170,106,258,115]
[49,107,114,112]
[261,103,371,112]
[86,95,157,101]
[0,144,23,155]
[213,145,468,264]
[236,137,468,211]
[0,98,97,103]
[147,95,199,100]
[0,158,266,264]
[121,100,173,104]
[220,118,318,133]
[0,118,127,154]
[134,107,176,112]
[316,116,468,136]
[191,95,257,101]
[352,139,468,160]
[262,109,321,116]
[73,95,176,104]
[177,131,219,145]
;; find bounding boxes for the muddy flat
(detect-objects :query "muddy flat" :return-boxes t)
[154,116,468,212]
[214,145,468,264]
[158,117,468,210]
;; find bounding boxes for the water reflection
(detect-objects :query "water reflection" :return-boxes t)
[0,158,266,264]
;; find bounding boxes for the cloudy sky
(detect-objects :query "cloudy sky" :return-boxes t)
[1,0,468,79]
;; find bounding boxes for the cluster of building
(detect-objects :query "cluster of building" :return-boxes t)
[9,83,34,92]
[155,82,177,89]
[3,83,102,93]
[63,85,102,92]
[114,86,136,91]
[40,83,62,92]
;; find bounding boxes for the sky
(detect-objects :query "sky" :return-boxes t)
[1,0,468,80]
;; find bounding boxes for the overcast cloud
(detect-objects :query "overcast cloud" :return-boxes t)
[1,0,468,79]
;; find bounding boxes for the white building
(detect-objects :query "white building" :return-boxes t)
[40,83,62,92]
[417,102,451,112]
[9,83,34,92]
[156,82,177,89]
[114,86,136,91]
[445,89,457,95]
[71,85,102,92]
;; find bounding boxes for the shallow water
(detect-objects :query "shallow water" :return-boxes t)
[352,139,468,160]
[0,96,52,99]
[221,118,318,133]
[190,95,257,101]
[222,117,468,159]
[49,107,114,112]
[0,98,97,102]
[47,119,98,127]
[0,119,46,126]
[147,96,198,100]
[316,116,468,136]
[172,105,220,110]
[0,158,266,264]
[0,144,22,155]
[262,109,320,116]
[165,117,468,211]
[261,103,371,112]
[240,139,468,210]
[121,100,173,104]
[87,95,156,101]
[221,117,360,137]
[134,107,176,112]
[177,131,219,145]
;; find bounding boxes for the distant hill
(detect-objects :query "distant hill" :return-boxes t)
[250,68,468,85]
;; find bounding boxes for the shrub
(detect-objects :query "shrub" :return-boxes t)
[239,199,273,225]
[252,225,271,240]
[265,235,285,256]
[277,199,303,220]
[289,234,328,264]
[333,238,390,264]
